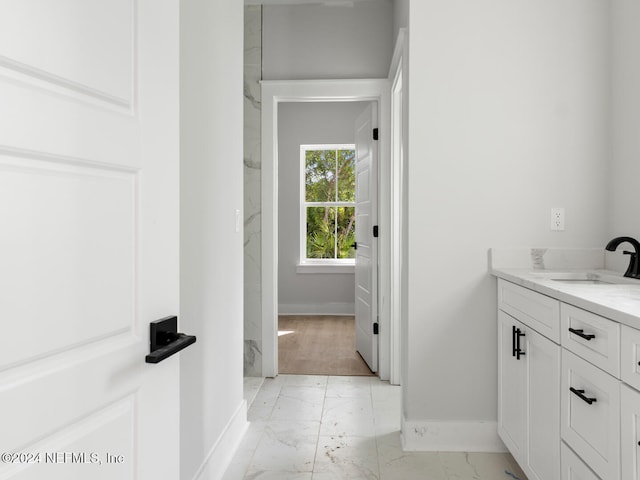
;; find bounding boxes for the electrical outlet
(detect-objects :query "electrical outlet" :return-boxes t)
[550,207,565,231]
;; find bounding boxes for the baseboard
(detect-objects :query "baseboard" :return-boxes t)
[401,416,507,452]
[192,400,249,480]
[279,302,355,316]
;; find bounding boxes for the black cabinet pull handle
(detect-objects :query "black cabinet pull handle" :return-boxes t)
[568,328,596,341]
[145,316,197,364]
[570,387,597,405]
[512,325,517,357]
[515,328,526,360]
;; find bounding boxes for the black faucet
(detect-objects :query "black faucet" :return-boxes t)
[605,236,640,278]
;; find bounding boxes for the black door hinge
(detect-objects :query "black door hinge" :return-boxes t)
[373,225,379,238]
[373,322,379,335]
[373,128,379,141]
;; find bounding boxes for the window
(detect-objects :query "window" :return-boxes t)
[300,145,356,266]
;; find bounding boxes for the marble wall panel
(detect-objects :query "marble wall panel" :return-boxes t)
[244,5,263,376]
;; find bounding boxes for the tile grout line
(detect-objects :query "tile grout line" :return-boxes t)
[241,389,267,480]
[369,378,384,480]
[311,376,330,478]
[242,379,283,480]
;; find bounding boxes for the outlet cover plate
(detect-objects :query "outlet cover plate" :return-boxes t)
[551,207,565,231]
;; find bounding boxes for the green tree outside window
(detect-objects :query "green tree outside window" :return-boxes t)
[303,147,356,260]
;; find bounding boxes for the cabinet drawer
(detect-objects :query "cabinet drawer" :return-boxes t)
[621,384,640,480]
[561,442,602,480]
[621,325,640,391]
[498,279,560,342]
[561,350,620,480]
[561,304,620,377]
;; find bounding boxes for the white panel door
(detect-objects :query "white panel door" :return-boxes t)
[0,1,181,479]
[354,103,378,372]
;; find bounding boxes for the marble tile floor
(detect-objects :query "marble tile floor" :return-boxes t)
[224,375,528,480]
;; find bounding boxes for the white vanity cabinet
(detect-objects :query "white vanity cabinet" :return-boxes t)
[497,279,561,480]
[561,303,620,377]
[561,348,620,480]
[621,325,640,391]
[559,304,621,480]
[562,442,602,480]
[496,275,640,480]
[621,325,640,480]
[621,384,640,480]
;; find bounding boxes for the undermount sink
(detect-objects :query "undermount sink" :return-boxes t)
[551,278,612,285]
[528,271,639,285]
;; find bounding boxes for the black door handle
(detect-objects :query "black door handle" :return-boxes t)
[145,316,196,364]
[570,387,597,405]
[568,328,596,341]
[515,328,525,360]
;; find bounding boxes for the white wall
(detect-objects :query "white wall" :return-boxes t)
[610,0,640,240]
[393,0,409,41]
[278,102,369,314]
[180,1,245,478]
[403,0,610,448]
[262,1,393,80]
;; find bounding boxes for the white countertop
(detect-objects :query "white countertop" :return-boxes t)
[489,247,640,329]
[492,267,640,330]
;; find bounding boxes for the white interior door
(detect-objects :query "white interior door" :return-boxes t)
[355,103,378,373]
[0,1,181,479]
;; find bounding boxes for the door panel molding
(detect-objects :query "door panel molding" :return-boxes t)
[0,153,137,369]
[1,395,136,479]
[0,0,135,107]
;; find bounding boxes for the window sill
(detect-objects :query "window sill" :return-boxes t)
[296,262,355,274]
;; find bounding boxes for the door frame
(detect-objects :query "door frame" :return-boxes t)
[261,79,391,379]
[388,29,407,386]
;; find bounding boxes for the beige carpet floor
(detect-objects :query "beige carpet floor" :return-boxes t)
[278,315,375,376]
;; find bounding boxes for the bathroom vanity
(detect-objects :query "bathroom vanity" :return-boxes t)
[491,249,640,480]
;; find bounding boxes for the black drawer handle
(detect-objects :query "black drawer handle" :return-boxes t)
[568,328,596,341]
[570,387,597,405]
[515,328,525,360]
[511,325,526,360]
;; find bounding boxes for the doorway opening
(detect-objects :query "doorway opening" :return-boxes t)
[261,79,391,380]
[276,101,376,377]
[278,315,374,375]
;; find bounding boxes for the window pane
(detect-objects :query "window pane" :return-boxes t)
[306,206,336,259]
[336,206,356,259]
[337,149,356,202]
[305,150,336,202]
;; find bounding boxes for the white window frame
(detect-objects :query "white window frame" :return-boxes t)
[298,143,356,273]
